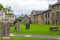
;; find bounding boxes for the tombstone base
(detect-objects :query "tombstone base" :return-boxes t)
[2,37,10,39]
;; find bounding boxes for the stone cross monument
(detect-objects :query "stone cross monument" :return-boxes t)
[0,11,15,38]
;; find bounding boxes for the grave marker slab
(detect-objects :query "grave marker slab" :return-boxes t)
[14,21,20,32]
[50,26,59,31]
[26,23,30,29]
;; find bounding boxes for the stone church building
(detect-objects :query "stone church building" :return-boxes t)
[31,0,60,25]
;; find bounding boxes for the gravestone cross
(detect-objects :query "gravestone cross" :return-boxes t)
[0,12,15,39]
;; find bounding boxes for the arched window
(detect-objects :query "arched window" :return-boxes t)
[52,20,54,24]
[48,12,49,18]
[48,21,50,24]
[45,21,47,24]
[56,20,57,25]
[57,11,60,19]
[45,13,47,18]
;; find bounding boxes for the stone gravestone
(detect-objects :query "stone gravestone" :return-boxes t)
[26,23,30,29]
[0,18,12,39]
[1,21,11,37]
[0,12,15,39]
[50,26,59,31]
[14,21,20,32]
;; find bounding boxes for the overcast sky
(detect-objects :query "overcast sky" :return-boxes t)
[0,0,57,16]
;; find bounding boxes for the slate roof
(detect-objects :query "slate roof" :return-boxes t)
[31,10,43,15]
[42,9,51,14]
[50,2,60,7]
[34,11,43,14]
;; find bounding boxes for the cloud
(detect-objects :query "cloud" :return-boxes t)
[0,0,57,16]
[47,0,57,2]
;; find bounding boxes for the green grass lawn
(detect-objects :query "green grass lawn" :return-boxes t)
[0,36,57,40]
[10,24,60,35]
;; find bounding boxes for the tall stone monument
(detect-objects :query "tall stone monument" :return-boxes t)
[0,11,15,38]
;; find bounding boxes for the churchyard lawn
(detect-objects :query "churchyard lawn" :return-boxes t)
[0,36,57,40]
[10,24,60,35]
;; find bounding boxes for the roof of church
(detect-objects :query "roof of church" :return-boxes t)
[34,11,43,14]
[50,1,60,7]
[31,10,43,15]
[42,9,51,13]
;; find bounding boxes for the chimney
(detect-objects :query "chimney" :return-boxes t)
[49,4,52,9]
[58,0,60,2]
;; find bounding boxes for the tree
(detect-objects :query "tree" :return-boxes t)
[0,4,8,14]
[6,6,13,13]
[0,4,4,10]
[0,4,8,15]
[3,8,7,14]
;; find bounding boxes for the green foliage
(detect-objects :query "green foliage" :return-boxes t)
[0,4,8,14]
[0,4,4,10]
[3,8,7,14]
[29,20,32,24]
[6,6,12,12]
[0,4,14,15]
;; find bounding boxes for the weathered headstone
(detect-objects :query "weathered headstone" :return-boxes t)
[1,22,11,37]
[0,19,12,39]
[0,11,15,39]
[26,23,30,29]
[14,21,20,32]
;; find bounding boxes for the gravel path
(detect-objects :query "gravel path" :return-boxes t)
[10,34,60,39]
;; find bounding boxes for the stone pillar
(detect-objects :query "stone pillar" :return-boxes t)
[1,22,11,37]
